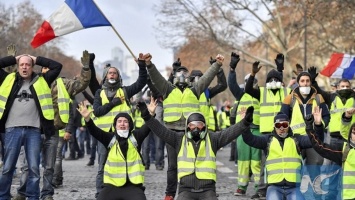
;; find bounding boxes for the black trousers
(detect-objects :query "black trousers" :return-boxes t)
[98,184,146,200]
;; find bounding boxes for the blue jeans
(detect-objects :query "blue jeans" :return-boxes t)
[96,142,108,198]
[266,185,304,200]
[0,127,41,200]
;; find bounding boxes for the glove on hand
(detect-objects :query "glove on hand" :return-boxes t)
[89,53,95,62]
[308,66,318,81]
[209,56,217,65]
[242,106,254,126]
[137,102,151,121]
[81,50,90,69]
[229,52,240,70]
[111,97,122,106]
[304,114,314,132]
[172,58,181,72]
[7,44,16,56]
[275,53,284,72]
[252,61,261,74]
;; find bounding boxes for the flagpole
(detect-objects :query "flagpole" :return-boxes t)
[92,1,137,60]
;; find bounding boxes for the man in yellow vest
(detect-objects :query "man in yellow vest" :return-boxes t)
[0,53,62,200]
[280,71,330,200]
[147,54,225,200]
[244,54,291,198]
[242,111,323,200]
[92,53,148,198]
[137,99,255,200]
[12,50,92,200]
[228,51,261,197]
[307,106,355,200]
[77,102,151,200]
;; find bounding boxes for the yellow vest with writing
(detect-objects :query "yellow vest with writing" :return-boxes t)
[104,135,144,186]
[329,96,355,138]
[266,137,302,184]
[94,89,131,132]
[259,87,290,133]
[177,134,216,181]
[163,88,199,123]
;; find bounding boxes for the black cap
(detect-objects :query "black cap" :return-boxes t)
[187,112,205,124]
[274,112,289,123]
[266,69,282,83]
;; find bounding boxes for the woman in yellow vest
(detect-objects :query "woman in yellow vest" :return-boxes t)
[242,111,323,200]
[136,99,255,200]
[77,102,151,200]
[307,106,355,200]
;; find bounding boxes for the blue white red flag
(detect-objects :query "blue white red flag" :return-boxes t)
[31,0,111,48]
[320,53,355,79]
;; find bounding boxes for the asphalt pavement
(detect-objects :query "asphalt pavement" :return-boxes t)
[10,145,256,200]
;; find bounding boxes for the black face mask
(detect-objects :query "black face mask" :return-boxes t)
[191,128,201,139]
[337,89,353,99]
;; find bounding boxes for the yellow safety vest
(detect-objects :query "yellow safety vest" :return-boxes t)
[218,111,230,130]
[329,96,355,138]
[163,88,199,123]
[0,73,54,120]
[56,78,71,124]
[199,93,210,126]
[290,97,319,135]
[58,129,65,137]
[177,134,216,181]
[104,135,144,186]
[134,109,144,128]
[342,143,355,199]
[259,87,290,133]
[235,93,260,125]
[265,137,302,184]
[0,73,16,119]
[94,88,131,132]
[208,106,216,131]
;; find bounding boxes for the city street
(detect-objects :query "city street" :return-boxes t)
[11,145,256,200]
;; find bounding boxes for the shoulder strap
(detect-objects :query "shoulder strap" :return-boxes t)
[129,134,138,149]
[122,87,131,107]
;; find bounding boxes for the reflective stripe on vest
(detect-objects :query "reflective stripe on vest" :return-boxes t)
[134,109,144,128]
[0,73,16,119]
[177,134,216,181]
[266,137,302,184]
[290,97,318,135]
[94,89,131,132]
[235,93,260,125]
[329,96,355,135]
[163,88,199,122]
[104,135,144,186]
[218,111,230,129]
[259,87,290,133]
[56,78,71,123]
[343,143,355,199]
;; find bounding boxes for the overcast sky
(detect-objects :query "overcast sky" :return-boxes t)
[4,0,173,69]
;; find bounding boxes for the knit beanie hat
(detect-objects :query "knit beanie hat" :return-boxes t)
[274,112,289,123]
[113,113,134,132]
[266,69,282,83]
[297,71,312,83]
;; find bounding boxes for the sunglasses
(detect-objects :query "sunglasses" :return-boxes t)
[274,122,289,129]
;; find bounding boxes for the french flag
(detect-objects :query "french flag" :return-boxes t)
[320,53,355,79]
[31,0,111,48]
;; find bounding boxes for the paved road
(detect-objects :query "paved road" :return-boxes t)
[10,146,256,200]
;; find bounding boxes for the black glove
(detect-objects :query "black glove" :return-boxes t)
[252,61,261,74]
[229,52,240,70]
[111,97,122,106]
[308,66,318,81]
[274,53,284,72]
[242,106,254,126]
[209,56,217,65]
[172,58,181,72]
[89,53,95,62]
[137,59,146,69]
[137,102,151,121]
[304,114,314,133]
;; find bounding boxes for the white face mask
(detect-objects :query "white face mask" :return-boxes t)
[108,79,116,84]
[299,86,311,95]
[116,130,129,138]
[266,81,282,89]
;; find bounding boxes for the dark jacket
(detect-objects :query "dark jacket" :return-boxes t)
[0,56,62,136]
[93,66,147,117]
[242,125,324,187]
[144,115,251,193]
